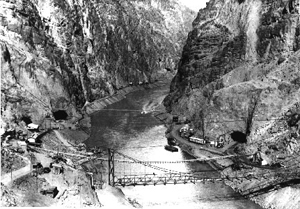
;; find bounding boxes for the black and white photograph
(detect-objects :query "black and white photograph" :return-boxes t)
[0,0,299,208]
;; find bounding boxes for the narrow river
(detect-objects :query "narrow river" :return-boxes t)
[85,83,263,209]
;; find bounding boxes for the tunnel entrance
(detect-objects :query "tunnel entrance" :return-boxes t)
[230,131,247,143]
[21,116,32,125]
[53,110,68,120]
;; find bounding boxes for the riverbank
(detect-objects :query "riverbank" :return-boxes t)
[152,111,230,168]
[84,81,169,116]
[1,80,174,207]
[160,119,300,209]
[77,80,171,134]
[69,81,270,208]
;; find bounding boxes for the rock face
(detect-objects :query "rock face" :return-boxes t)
[164,0,300,151]
[0,0,195,131]
[164,0,300,208]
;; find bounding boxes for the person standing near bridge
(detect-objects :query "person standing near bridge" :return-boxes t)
[253,147,262,164]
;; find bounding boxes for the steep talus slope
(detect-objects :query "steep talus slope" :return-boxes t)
[164,0,300,208]
[1,0,195,131]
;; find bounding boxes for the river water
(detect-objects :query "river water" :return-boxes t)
[85,83,263,209]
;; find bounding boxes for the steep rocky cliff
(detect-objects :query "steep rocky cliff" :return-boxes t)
[164,0,300,151]
[164,0,300,208]
[0,0,195,132]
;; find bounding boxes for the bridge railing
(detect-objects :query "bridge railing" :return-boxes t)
[114,173,224,187]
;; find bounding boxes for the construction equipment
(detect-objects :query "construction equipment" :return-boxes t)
[40,187,59,198]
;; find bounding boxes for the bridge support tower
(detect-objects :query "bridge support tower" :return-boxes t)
[108,148,115,186]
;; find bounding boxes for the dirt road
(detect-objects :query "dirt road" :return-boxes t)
[1,154,32,186]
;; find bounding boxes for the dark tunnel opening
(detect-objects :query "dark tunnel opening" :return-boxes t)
[230,131,247,143]
[53,110,68,120]
[21,116,32,125]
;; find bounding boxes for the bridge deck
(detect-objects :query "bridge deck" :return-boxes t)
[115,173,232,186]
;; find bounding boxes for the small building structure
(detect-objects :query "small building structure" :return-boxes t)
[180,124,190,133]
[27,138,36,143]
[32,162,44,176]
[27,133,42,146]
[52,163,63,175]
[172,115,179,123]
[210,140,217,147]
[27,123,39,131]
[26,133,38,143]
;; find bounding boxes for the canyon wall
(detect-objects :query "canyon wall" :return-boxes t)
[164,0,300,154]
[164,0,300,208]
[0,0,195,132]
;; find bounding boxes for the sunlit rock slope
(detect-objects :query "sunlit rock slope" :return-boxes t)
[164,0,300,153]
[164,1,300,207]
[0,0,195,131]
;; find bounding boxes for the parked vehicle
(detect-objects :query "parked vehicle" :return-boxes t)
[40,187,59,198]
[189,136,206,145]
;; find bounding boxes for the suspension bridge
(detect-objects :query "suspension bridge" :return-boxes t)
[105,149,300,188]
[28,145,300,195]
